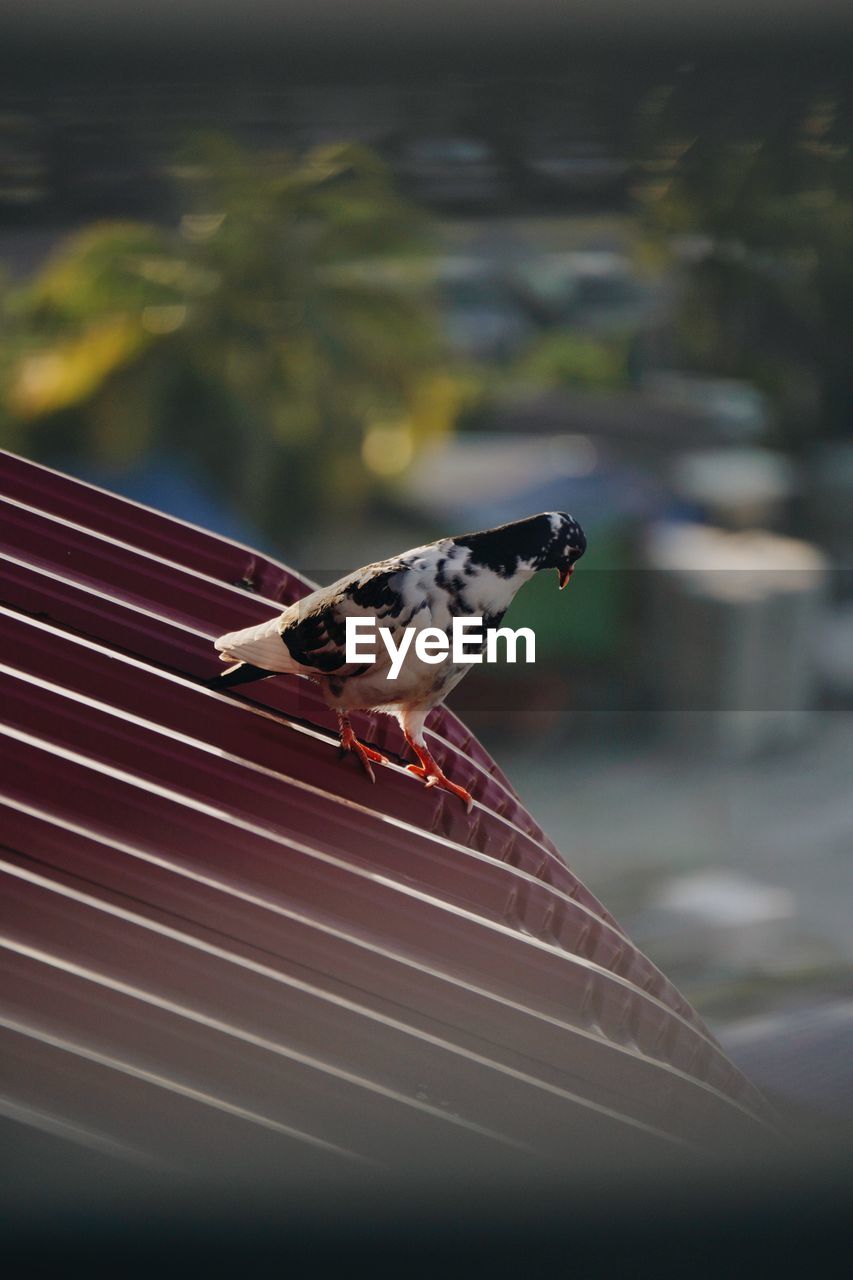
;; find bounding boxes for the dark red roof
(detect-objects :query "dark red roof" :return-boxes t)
[0,448,774,1176]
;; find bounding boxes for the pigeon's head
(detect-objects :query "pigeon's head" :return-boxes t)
[540,512,587,589]
[452,511,586,588]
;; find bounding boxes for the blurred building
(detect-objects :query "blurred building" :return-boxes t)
[643,523,828,757]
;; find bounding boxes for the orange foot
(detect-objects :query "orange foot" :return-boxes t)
[404,732,474,813]
[338,712,388,784]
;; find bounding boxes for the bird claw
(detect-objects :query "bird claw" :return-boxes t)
[357,751,377,784]
[407,762,474,812]
[339,726,388,783]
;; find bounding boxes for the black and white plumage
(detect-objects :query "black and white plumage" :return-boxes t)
[210,512,586,810]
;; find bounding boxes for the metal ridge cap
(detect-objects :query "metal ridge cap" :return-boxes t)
[0,448,320,591]
[0,872,692,1152]
[0,667,675,980]
[0,602,570,877]
[0,602,605,916]
[0,719,752,1082]
[0,810,775,1133]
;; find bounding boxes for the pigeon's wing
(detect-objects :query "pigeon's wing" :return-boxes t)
[280,563,429,676]
[214,557,433,677]
[214,537,457,677]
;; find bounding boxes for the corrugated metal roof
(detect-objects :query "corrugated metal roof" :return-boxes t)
[0,448,775,1177]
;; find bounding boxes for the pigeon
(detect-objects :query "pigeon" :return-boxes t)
[210,511,586,810]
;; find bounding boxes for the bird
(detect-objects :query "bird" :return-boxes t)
[209,511,586,811]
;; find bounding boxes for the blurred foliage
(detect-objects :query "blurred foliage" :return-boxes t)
[511,330,633,392]
[0,136,456,543]
[634,86,853,446]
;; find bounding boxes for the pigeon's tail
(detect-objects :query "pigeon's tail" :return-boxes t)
[214,615,292,671]
[206,662,274,692]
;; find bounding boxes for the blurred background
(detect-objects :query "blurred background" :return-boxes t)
[1,2,852,1146]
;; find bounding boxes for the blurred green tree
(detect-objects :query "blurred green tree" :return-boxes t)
[0,136,455,543]
[511,330,634,392]
[634,86,853,447]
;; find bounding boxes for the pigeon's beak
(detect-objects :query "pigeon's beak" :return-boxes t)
[558,566,573,590]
